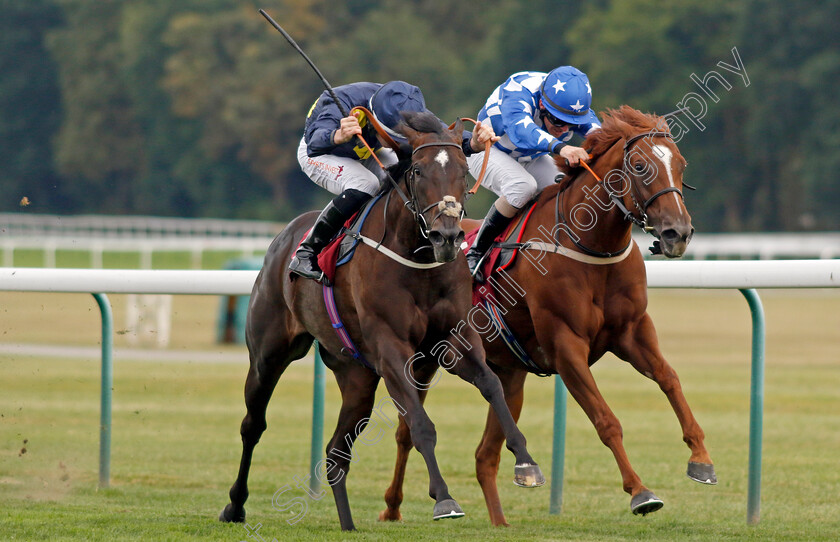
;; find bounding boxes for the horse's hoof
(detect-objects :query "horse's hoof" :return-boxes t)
[631,490,664,516]
[378,508,402,522]
[433,498,465,520]
[219,503,245,523]
[513,463,546,488]
[687,461,718,485]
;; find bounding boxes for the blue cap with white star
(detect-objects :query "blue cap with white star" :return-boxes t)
[540,66,598,125]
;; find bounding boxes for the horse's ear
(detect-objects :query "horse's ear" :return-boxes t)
[653,115,671,134]
[397,120,420,146]
[449,118,465,137]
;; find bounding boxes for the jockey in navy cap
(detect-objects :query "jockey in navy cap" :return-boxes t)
[464,66,602,281]
[290,81,497,284]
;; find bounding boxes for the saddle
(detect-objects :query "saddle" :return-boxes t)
[463,199,539,306]
[315,193,384,284]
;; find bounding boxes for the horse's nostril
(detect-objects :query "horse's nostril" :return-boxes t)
[660,229,681,244]
[428,230,445,246]
[455,231,465,245]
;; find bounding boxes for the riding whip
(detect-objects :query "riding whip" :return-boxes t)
[258,9,349,117]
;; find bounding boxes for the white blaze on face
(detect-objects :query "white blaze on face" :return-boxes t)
[652,144,683,215]
[435,149,449,170]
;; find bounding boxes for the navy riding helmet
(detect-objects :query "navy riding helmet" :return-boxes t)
[369,81,428,141]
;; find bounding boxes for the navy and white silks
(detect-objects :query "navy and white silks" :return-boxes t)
[466,71,602,209]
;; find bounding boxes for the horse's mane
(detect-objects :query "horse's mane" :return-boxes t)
[556,105,667,179]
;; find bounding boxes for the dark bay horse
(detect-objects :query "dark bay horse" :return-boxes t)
[219,111,543,531]
[379,106,716,525]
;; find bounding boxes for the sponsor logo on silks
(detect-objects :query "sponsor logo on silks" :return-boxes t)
[307,158,345,176]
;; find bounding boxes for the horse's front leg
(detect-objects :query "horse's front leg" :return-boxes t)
[376,336,464,521]
[379,361,438,522]
[614,312,717,484]
[543,323,662,515]
[445,326,544,489]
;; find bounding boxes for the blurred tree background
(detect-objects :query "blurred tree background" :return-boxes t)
[1,0,838,231]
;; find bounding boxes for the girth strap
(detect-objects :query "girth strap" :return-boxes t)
[323,284,376,372]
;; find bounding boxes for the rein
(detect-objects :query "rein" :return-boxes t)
[447,117,491,194]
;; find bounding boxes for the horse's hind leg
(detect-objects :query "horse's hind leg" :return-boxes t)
[219,332,313,523]
[319,356,381,532]
[379,361,438,522]
[615,313,716,484]
[473,366,528,527]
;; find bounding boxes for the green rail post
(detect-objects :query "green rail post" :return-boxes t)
[739,288,765,525]
[309,342,326,493]
[549,374,568,514]
[92,293,113,489]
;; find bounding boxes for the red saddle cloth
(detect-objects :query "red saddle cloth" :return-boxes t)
[291,212,358,285]
[463,219,519,306]
[316,233,346,284]
[463,203,537,306]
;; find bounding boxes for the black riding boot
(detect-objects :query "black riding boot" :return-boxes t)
[465,205,513,283]
[289,189,371,284]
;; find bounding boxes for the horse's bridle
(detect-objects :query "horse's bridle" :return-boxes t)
[553,129,695,257]
[596,130,696,233]
[403,140,466,240]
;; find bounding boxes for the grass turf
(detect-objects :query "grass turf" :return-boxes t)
[1,290,839,540]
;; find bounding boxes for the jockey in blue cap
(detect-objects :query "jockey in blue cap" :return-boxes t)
[465,66,602,281]
[290,80,497,283]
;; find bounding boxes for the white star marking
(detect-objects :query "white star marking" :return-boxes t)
[519,100,533,113]
[570,99,584,111]
[537,132,553,145]
[516,116,534,127]
[652,144,684,214]
[553,80,567,93]
[435,149,449,170]
[585,82,591,94]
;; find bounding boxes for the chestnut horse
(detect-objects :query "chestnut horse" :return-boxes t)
[219,111,543,532]
[379,106,716,525]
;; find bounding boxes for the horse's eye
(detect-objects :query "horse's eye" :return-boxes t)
[413,166,422,176]
[634,163,646,173]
